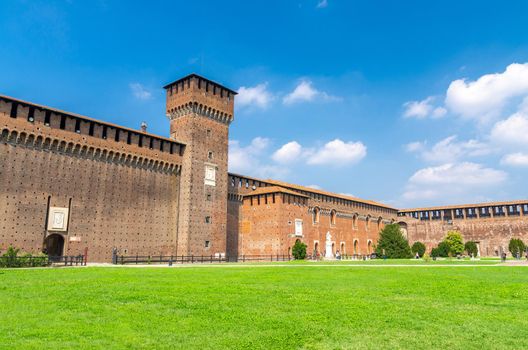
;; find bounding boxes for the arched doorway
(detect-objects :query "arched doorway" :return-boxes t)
[45,234,64,256]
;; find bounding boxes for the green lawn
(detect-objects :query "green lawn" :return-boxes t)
[1,265,527,349]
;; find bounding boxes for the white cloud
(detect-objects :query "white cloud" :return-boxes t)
[403,97,434,119]
[490,111,528,146]
[229,137,289,179]
[129,83,152,100]
[402,162,507,204]
[408,162,506,186]
[405,141,426,153]
[307,139,367,166]
[307,184,322,190]
[501,153,528,167]
[445,63,528,123]
[283,80,340,105]
[272,141,302,163]
[407,135,490,164]
[403,96,446,119]
[236,83,273,109]
[316,0,328,8]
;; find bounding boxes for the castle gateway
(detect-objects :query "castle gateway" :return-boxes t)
[1,73,527,261]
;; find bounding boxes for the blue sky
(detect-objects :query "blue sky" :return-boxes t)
[2,0,528,208]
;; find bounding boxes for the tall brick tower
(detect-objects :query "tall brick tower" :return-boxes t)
[164,74,236,257]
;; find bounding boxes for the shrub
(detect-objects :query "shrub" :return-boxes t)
[431,241,450,258]
[464,241,478,257]
[0,246,49,268]
[292,240,307,260]
[374,224,412,259]
[422,252,431,262]
[509,238,526,258]
[444,231,464,256]
[411,241,426,257]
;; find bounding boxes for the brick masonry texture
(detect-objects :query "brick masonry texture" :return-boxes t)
[1,73,527,261]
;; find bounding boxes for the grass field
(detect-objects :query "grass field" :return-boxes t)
[1,263,527,349]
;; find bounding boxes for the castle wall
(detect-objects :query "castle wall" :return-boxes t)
[401,215,528,256]
[227,174,399,257]
[0,97,183,262]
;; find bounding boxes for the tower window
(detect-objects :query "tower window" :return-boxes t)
[206,129,211,137]
[59,115,66,129]
[9,103,18,118]
[206,194,212,201]
[115,129,120,142]
[44,111,51,125]
[205,241,210,248]
[127,131,132,144]
[102,126,107,139]
[75,119,81,133]
[205,216,211,224]
[208,151,213,159]
[138,135,143,147]
[89,122,94,136]
[27,107,35,122]
[159,140,164,151]
[169,143,173,154]
[149,137,154,149]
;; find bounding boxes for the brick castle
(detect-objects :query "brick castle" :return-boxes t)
[1,73,527,261]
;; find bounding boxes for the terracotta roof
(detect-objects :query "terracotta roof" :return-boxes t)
[242,186,309,198]
[0,94,185,147]
[400,199,528,212]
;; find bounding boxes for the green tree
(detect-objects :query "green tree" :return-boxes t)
[374,224,412,259]
[464,241,478,257]
[292,240,307,260]
[508,238,526,258]
[432,241,450,258]
[411,241,426,257]
[444,231,464,256]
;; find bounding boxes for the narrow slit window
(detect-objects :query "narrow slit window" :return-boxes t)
[27,107,35,122]
[89,122,94,136]
[127,132,132,145]
[9,103,17,118]
[59,115,66,129]
[102,126,107,139]
[75,119,81,133]
[44,111,51,125]
[115,129,120,142]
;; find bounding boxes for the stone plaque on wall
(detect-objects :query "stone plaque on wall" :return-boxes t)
[47,207,69,232]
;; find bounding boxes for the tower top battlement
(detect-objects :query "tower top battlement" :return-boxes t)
[164,73,237,125]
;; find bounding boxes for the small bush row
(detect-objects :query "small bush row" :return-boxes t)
[0,246,49,268]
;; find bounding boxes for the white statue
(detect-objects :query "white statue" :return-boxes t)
[325,231,334,259]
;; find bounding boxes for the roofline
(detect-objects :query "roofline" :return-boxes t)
[242,186,310,198]
[227,172,396,210]
[399,199,528,212]
[0,94,186,147]
[163,73,238,95]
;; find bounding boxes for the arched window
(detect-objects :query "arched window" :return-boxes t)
[313,207,320,224]
[330,210,337,226]
[377,217,383,231]
[352,214,358,229]
[354,240,359,255]
[365,215,370,230]
[367,240,372,254]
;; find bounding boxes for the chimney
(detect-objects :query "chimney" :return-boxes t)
[140,121,147,132]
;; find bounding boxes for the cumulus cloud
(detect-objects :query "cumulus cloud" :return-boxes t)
[283,80,340,105]
[229,137,295,179]
[403,96,446,119]
[445,63,528,123]
[402,162,507,204]
[129,83,152,100]
[406,135,490,163]
[490,111,528,146]
[236,83,273,109]
[501,153,528,167]
[307,139,367,166]
[272,141,302,163]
